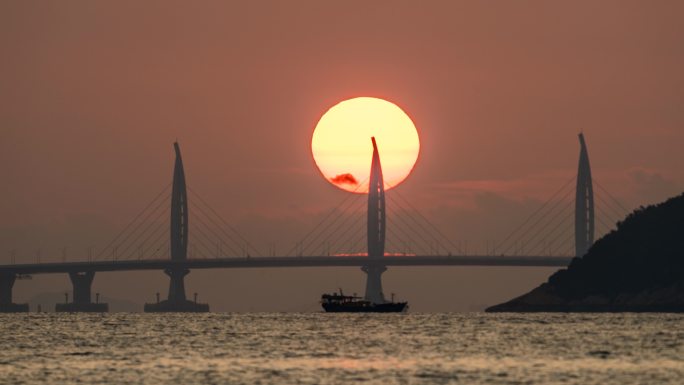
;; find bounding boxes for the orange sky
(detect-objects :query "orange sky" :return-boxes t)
[1,1,683,311]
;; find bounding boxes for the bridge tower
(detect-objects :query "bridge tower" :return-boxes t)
[145,142,208,312]
[362,137,387,304]
[575,133,595,258]
[167,141,190,302]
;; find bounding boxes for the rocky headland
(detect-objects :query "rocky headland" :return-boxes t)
[487,192,684,312]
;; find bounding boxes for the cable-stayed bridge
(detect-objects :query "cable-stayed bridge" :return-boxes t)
[0,135,629,312]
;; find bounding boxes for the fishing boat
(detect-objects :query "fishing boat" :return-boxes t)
[321,290,408,313]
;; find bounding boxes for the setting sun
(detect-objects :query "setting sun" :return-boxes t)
[311,97,420,193]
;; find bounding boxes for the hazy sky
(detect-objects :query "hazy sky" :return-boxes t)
[1,1,683,311]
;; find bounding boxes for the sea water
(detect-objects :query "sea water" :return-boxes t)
[0,313,681,384]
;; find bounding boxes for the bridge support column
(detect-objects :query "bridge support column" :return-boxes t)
[362,265,387,304]
[71,271,94,305]
[361,138,391,304]
[0,272,28,313]
[361,137,390,304]
[166,268,189,302]
[144,142,209,313]
[144,268,208,312]
[55,271,108,312]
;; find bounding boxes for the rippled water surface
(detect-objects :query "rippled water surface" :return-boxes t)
[0,313,682,384]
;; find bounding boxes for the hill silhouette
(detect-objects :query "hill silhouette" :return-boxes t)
[487,192,684,312]
[27,292,141,312]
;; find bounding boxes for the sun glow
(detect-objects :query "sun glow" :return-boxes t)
[311,97,420,193]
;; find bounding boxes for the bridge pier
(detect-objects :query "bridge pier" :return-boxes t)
[55,271,108,312]
[167,268,189,302]
[362,265,387,304]
[144,268,209,312]
[0,272,28,313]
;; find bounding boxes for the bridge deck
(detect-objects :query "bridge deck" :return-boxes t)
[0,255,572,275]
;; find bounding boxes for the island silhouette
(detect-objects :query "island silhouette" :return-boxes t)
[487,192,684,312]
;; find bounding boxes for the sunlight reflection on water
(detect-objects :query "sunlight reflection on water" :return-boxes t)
[0,313,682,384]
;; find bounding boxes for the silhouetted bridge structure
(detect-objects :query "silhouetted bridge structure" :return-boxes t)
[1,255,572,275]
[0,135,626,312]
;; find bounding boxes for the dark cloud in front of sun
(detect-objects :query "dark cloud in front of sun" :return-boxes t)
[330,173,358,186]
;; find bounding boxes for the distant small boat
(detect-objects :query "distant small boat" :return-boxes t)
[321,290,408,313]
